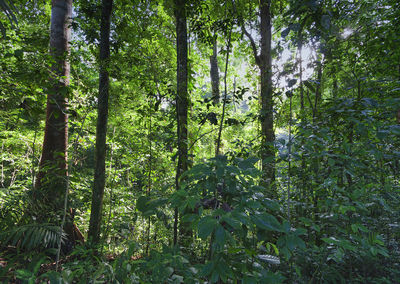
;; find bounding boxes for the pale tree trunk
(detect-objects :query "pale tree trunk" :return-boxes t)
[88,0,113,244]
[174,0,189,245]
[35,0,72,211]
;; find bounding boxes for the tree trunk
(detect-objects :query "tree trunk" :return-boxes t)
[35,0,72,211]
[313,54,323,121]
[210,38,220,105]
[397,64,400,124]
[174,0,189,245]
[298,39,307,214]
[215,29,232,156]
[299,40,304,113]
[88,0,113,244]
[259,0,275,194]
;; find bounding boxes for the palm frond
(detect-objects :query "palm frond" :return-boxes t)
[0,223,65,251]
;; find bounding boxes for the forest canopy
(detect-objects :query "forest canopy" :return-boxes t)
[0,0,399,283]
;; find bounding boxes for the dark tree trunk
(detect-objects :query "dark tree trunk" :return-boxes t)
[210,39,220,105]
[313,55,323,121]
[259,0,275,194]
[215,30,232,156]
[242,0,275,196]
[88,0,113,244]
[397,64,400,124]
[299,41,304,113]
[35,0,72,210]
[298,39,307,214]
[174,0,189,245]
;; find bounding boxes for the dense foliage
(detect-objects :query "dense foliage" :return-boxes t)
[0,0,399,283]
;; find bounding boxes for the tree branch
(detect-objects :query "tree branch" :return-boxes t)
[241,25,260,66]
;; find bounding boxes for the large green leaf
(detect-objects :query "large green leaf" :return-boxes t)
[198,216,217,239]
[251,213,282,232]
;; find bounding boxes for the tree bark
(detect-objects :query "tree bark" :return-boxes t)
[242,0,275,195]
[397,64,400,124]
[35,0,72,210]
[88,0,113,244]
[174,0,189,245]
[313,54,323,121]
[215,30,232,156]
[210,38,220,105]
[259,0,275,193]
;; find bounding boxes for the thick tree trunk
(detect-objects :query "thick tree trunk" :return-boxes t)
[210,39,220,105]
[35,0,72,210]
[88,0,113,244]
[259,0,275,193]
[174,0,189,245]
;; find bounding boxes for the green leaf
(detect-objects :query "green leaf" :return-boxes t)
[198,216,217,239]
[181,214,198,224]
[136,196,150,213]
[252,213,282,232]
[237,156,259,170]
[214,225,226,246]
[220,215,241,229]
[211,270,219,283]
[370,246,377,256]
[200,261,214,277]
[286,234,306,250]
[16,269,33,281]
[262,199,280,211]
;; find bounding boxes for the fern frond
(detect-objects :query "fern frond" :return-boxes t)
[0,223,66,251]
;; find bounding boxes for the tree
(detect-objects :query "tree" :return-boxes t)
[88,0,113,244]
[173,0,189,245]
[210,38,220,105]
[35,0,72,212]
[243,0,275,194]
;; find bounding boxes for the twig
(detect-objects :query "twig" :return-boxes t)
[188,128,218,152]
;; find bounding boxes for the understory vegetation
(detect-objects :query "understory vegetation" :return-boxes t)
[0,0,399,283]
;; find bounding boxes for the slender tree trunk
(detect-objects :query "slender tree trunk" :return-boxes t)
[312,53,323,225]
[88,0,113,244]
[35,0,72,211]
[299,41,304,113]
[174,0,189,245]
[298,39,307,214]
[146,99,152,255]
[216,30,231,156]
[313,55,323,121]
[210,38,220,155]
[210,38,220,105]
[259,0,275,193]
[332,66,338,99]
[398,64,400,124]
